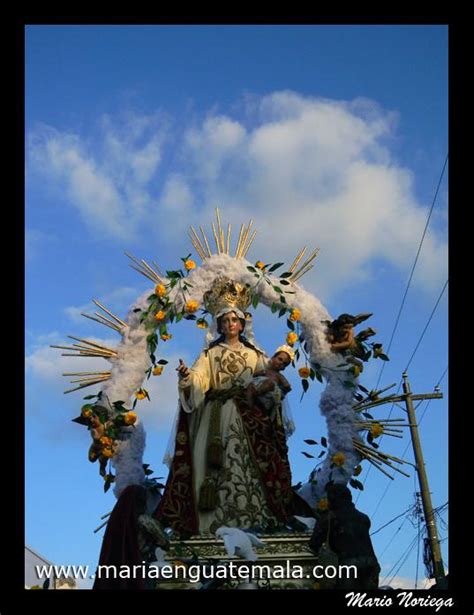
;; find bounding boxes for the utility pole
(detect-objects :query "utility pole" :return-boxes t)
[402,371,446,587]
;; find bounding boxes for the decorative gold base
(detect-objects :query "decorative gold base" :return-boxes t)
[155,531,321,590]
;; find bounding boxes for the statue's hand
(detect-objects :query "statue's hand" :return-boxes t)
[177,358,190,379]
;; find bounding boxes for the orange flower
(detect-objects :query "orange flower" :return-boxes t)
[135,389,147,400]
[289,308,301,322]
[152,366,164,376]
[155,310,166,321]
[102,448,114,458]
[124,411,137,426]
[370,423,384,438]
[196,319,208,329]
[286,332,298,346]
[298,366,311,378]
[185,300,199,313]
[155,284,167,297]
[332,452,346,467]
[99,436,113,447]
[184,259,196,271]
[316,497,329,512]
[81,405,92,418]
[160,333,172,341]
[255,261,266,270]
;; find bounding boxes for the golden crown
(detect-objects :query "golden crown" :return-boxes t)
[203,276,252,315]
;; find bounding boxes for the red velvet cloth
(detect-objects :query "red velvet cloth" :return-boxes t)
[93,484,146,590]
[154,400,312,536]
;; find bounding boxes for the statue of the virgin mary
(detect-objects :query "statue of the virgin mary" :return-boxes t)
[154,277,311,536]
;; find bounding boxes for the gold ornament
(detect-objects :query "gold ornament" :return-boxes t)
[203,276,252,315]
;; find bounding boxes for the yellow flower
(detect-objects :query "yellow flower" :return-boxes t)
[160,333,172,341]
[184,259,196,271]
[102,448,114,458]
[197,319,208,329]
[289,308,301,322]
[286,332,298,346]
[352,364,361,378]
[370,423,384,438]
[155,310,166,321]
[99,436,113,447]
[185,300,199,313]
[255,260,266,270]
[155,283,167,297]
[332,452,346,467]
[298,366,311,378]
[153,366,164,376]
[135,389,147,400]
[316,497,329,512]
[81,406,92,418]
[353,465,362,477]
[124,411,137,426]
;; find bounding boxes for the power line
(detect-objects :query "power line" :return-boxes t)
[370,504,415,536]
[404,280,448,372]
[382,529,422,587]
[366,365,449,518]
[356,293,448,507]
[375,153,448,391]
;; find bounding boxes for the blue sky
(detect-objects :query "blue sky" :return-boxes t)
[25,24,448,589]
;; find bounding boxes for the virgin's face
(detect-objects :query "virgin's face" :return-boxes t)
[220,312,243,339]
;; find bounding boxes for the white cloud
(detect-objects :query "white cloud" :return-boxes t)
[27,92,447,299]
[177,92,447,298]
[25,333,189,432]
[64,286,139,325]
[26,335,117,384]
[27,112,168,241]
[379,575,435,590]
[26,229,55,262]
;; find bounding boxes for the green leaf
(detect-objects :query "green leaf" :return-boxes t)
[176,312,183,322]
[269,262,284,272]
[309,369,315,381]
[278,307,287,318]
[379,354,390,361]
[280,271,292,278]
[252,295,259,309]
[350,479,364,491]
[304,439,318,445]
[301,451,315,459]
[362,412,374,420]
[280,279,290,286]
[358,384,369,393]
[132,398,138,410]
[271,302,278,313]
[158,359,169,365]
[272,285,282,294]
[315,371,323,383]
[133,308,142,313]
[318,451,326,458]
[286,319,295,331]
[280,295,286,304]
[321,437,327,448]
[344,380,356,388]
[247,266,257,273]
[295,349,300,360]
[83,394,98,400]
[302,378,309,393]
